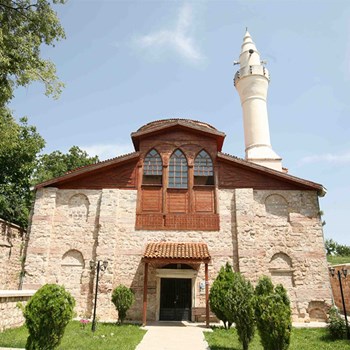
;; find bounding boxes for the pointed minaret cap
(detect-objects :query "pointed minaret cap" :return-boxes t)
[239,29,262,67]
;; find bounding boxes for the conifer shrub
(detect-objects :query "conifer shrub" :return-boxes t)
[224,272,255,350]
[24,284,75,350]
[209,262,234,329]
[111,285,135,324]
[328,306,347,339]
[254,276,292,350]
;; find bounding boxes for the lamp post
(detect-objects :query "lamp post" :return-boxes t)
[90,260,108,332]
[330,266,350,339]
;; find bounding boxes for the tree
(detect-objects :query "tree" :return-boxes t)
[209,262,234,329]
[224,272,255,350]
[32,146,99,185]
[325,239,337,256]
[254,276,292,350]
[325,239,350,257]
[0,0,65,107]
[111,285,135,324]
[24,284,75,350]
[0,109,45,227]
[0,110,98,227]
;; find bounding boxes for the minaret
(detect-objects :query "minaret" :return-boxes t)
[234,30,282,171]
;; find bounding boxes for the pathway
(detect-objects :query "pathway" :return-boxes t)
[136,321,210,350]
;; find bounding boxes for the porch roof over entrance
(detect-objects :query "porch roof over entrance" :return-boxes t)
[142,242,211,263]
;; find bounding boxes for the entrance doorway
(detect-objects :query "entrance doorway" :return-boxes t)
[159,278,191,321]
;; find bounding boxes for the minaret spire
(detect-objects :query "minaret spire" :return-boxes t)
[234,30,282,171]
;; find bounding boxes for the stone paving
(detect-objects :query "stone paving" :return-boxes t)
[136,321,211,350]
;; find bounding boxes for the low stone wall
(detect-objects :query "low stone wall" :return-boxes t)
[0,290,35,331]
[329,264,350,314]
[0,218,27,289]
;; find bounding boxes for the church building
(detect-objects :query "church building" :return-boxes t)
[23,31,332,324]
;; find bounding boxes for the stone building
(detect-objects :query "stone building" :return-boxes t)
[23,31,332,324]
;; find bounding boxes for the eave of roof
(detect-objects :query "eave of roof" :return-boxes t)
[143,242,211,263]
[35,152,139,189]
[131,119,226,151]
[217,152,326,196]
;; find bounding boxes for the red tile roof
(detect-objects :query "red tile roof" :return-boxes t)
[143,242,210,261]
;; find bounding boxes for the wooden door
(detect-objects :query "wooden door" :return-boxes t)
[159,278,191,321]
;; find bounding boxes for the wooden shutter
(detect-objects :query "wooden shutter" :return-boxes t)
[194,188,214,213]
[142,187,162,212]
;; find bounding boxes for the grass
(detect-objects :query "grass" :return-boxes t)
[327,255,350,265]
[205,327,350,350]
[0,321,146,350]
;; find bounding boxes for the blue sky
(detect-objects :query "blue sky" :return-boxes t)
[9,0,350,245]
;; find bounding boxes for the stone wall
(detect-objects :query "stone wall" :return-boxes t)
[329,264,350,314]
[0,290,35,331]
[0,219,27,289]
[24,187,332,323]
[235,189,332,321]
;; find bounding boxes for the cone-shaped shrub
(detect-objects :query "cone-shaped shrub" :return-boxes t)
[209,262,234,329]
[224,272,255,350]
[111,285,135,324]
[24,284,75,350]
[254,276,292,350]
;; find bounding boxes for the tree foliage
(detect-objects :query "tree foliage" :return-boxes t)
[111,285,135,324]
[325,239,350,256]
[32,146,99,185]
[254,276,292,350]
[24,284,75,350]
[209,262,234,329]
[224,272,255,350]
[0,0,65,107]
[0,109,45,227]
[0,108,98,227]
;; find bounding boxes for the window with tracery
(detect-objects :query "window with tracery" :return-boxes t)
[194,150,214,185]
[168,149,188,188]
[143,149,163,185]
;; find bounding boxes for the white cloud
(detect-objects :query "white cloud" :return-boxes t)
[81,143,134,161]
[300,151,350,165]
[135,3,204,63]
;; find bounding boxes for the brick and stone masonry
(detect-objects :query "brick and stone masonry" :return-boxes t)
[0,218,27,290]
[23,186,332,322]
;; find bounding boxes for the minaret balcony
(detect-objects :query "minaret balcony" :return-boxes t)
[234,65,270,86]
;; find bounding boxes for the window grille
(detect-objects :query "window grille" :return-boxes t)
[143,149,162,184]
[169,149,188,188]
[194,150,214,185]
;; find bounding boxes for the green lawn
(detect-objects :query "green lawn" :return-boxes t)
[327,255,350,265]
[0,321,146,350]
[205,327,350,350]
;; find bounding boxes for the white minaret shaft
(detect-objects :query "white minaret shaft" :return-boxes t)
[234,30,282,171]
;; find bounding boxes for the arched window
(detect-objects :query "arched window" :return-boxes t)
[169,149,188,188]
[143,149,163,185]
[194,150,214,185]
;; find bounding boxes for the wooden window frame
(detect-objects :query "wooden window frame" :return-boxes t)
[143,149,163,185]
[168,149,188,189]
